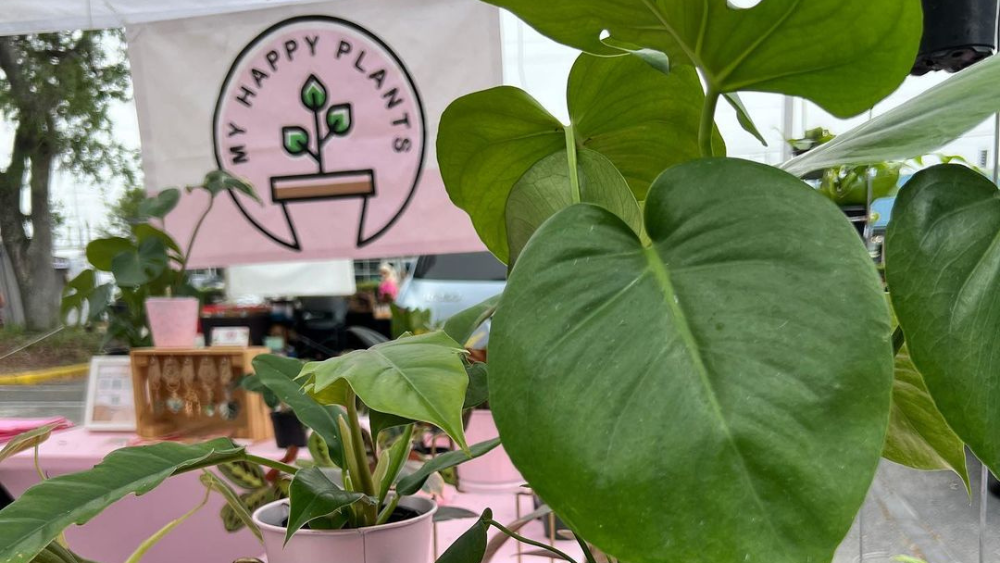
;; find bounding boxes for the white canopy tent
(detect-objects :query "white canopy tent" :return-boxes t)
[0,1,328,35]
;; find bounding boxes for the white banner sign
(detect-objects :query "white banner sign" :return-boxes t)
[127,1,500,267]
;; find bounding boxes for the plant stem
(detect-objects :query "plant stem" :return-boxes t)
[375,493,401,525]
[699,88,720,158]
[574,534,598,563]
[488,520,578,563]
[125,486,211,563]
[179,196,215,276]
[244,454,299,475]
[564,124,581,203]
[346,390,377,497]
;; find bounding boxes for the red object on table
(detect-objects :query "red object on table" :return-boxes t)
[0,417,72,440]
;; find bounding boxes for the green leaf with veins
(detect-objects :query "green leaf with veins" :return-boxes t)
[783,54,1000,176]
[485,0,922,117]
[439,53,717,262]
[0,438,245,563]
[887,164,1000,480]
[300,331,471,450]
[883,347,969,491]
[490,158,893,563]
[285,467,364,542]
[506,149,643,265]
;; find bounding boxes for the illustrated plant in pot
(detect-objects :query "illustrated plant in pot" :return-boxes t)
[422,1,1000,562]
[61,170,258,349]
[0,330,499,563]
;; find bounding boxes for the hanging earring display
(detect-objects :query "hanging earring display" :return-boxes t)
[198,358,218,417]
[181,357,199,417]
[217,357,240,421]
[163,357,183,414]
[147,357,163,414]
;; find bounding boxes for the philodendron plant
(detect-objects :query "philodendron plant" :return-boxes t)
[432,1,1000,562]
[0,331,499,562]
[61,170,259,348]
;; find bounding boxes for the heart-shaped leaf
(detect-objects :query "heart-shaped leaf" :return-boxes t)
[133,223,182,256]
[327,103,353,136]
[300,331,471,450]
[0,438,245,563]
[283,126,311,156]
[487,0,922,117]
[301,74,328,110]
[285,467,364,542]
[491,158,893,563]
[138,188,180,219]
[110,236,169,288]
[506,149,642,264]
[439,54,717,262]
[886,164,1000,477]
[783,54,1000,177]
[883,347,969,490]
[86,237,134,271]
[436,509,491,563]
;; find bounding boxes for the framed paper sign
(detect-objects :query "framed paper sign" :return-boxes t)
[85,357,137,431]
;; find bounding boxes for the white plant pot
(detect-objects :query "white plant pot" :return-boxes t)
[253,496,437,563]
[144,297,199,348]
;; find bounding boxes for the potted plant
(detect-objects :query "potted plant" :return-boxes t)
[0,330,498,563]
[241,371,310,449]
[62,170,259,349]
[426,1,1000,562]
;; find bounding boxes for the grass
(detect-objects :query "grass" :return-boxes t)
[0,326,104,375]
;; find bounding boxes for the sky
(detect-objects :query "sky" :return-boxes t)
[1,9,996,256]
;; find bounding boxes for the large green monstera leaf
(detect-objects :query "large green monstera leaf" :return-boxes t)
[490,159,894,563]
[486,0,922,118]
[438,53,718,262]
[887,164,1000,478]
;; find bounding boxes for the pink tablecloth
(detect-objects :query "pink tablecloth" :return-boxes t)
[0,427,581,563]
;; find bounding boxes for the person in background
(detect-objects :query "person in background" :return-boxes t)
[378,263,399,303]
[0,290,5,328]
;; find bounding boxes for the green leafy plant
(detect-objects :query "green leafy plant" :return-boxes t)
[431,1,1000,562]
[0,330,499,562]
[61,170,258,348]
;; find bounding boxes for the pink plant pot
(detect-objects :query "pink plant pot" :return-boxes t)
[145,297,199,348]
[253,497,437,563]
[456,409,524,494]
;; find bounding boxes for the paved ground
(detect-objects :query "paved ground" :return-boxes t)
[1,380,997,562]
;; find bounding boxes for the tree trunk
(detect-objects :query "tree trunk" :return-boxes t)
[0,124,60,332]
[22,139,59,332]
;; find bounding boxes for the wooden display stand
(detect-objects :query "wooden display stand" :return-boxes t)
[130,347,273,441]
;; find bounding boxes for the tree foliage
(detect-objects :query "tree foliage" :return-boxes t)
[0,30,138,330]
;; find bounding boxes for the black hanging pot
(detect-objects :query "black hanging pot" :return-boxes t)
[912,0,998,75]
[270,411,308,448]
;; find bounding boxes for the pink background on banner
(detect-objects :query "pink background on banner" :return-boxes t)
[168,169,482,267]
[129,2,500,268]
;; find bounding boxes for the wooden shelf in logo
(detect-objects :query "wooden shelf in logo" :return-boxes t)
[270,170,375,202]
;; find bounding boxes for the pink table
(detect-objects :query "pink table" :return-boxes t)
[1,427,582,563]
